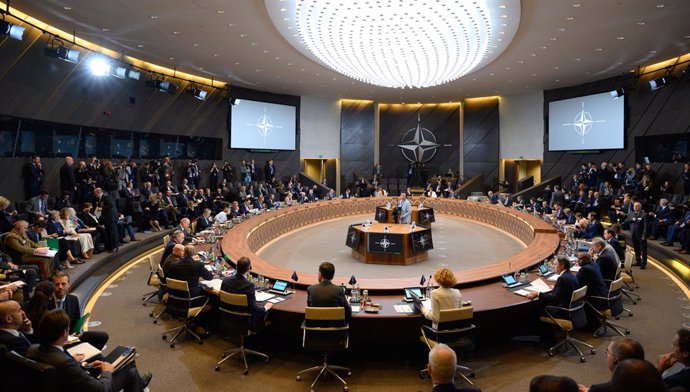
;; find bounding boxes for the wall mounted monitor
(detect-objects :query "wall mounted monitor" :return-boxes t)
[230,99,297,150]
[548,92,624,151]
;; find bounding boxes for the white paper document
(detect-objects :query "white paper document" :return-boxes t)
[526,278,552,293]
[255,292,275,302]
[394,304,414,313]
[514,289,531,297]
[200,279,223,292]
[67,342,101,361]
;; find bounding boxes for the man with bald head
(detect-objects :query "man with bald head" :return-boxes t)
[175,217,194,243]
[426,343,480,392]
[582,337,645,392]
[0,300,35,356]
[162,243,185,276]
[166,244,212,297]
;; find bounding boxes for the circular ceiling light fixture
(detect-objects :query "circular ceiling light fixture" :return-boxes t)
[266,0,520,89]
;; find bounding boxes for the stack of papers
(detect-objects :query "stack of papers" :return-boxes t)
[200,279,223,292]
[267,297,285,304]
[394,304,414,313]
[514,278,553,297]
[255,292,275,302]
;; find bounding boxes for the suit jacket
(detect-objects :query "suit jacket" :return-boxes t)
[24,163,44,197]
[174,225,194,243]
[26,196,48,216]
[550,190,565,208]
[306,280,351,320]
[26,344,113,392]
[166,257,213,297]
[221,273,266,331]
[626,211,648,239]
[60,164,76,192]
[78,211,102,228]
[539,271,578,310]
[161,240,177,266]
[47,294,81,333]
[430,383,481,392]
[589,381,613,392]
[98,194,118,224]
[597,247,620,282]
[196,216,211,233]
[0,329,35,356]
[665,367,690,390]
[576,263,609,309]
[607,237,625,261]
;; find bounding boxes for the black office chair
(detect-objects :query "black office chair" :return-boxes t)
[160,277,211,348]
[419,306,476,385]
[587,277,631,337]
[539,285,596,362]
[214,291,269,374]
[0,348,58,392]
[296,307,351,392]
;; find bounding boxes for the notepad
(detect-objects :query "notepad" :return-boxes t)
[394,304,414,313]
[67,342,101,361]
[526,278,552,293]
[255,292,275,302]
[514,289,531,297]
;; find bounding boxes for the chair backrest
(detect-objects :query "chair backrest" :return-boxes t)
[435,306,475,349]
[0,350,58,392]
[624,250,634,274]
[569,285,588,329]
[164,278,192,318]
[607,278,625,317]
[303,307,348,353]
[438,306,474,329]
[163,235,170,245]
[218,291,252,337]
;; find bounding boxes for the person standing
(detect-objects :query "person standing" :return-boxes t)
[24,155,44,199]
[94,188,119,253]
[398,192,412,224]
[625,201,648,269]
[264,159,276,185]
[59,156,77,204]
[406,162,416,188]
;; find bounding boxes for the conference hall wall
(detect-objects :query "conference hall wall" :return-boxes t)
[0,21,301,201]
[542,65,690,193]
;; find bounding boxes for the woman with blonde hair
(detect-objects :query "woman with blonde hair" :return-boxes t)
[421,267,463,328]
[59,208,94,259]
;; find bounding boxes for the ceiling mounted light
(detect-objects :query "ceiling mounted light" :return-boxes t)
[146,76,178,94]
[44,38,80,63]
[112,65,141,80]
[88,55,112,76]
[188,85,208,101]
[610,88,625,98]
[0,18,25,41]
[265,0,520,89]
[649,75,670,90]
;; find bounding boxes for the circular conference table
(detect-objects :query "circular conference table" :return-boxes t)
[214,198,562,345]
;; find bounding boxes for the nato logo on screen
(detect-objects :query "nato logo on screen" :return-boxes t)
[548,92,624,151]
[230,99,296,150]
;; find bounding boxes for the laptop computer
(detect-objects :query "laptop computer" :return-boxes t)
[403,287,424,302]
[538,263,554,277]
[501,274,527,289]
[269,279,290,295]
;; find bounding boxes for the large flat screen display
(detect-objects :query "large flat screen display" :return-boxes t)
[230,99,296,150]
[548,92,624,151]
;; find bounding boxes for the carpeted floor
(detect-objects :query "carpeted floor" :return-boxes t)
[257,215,525,279]
[87,250,690,392]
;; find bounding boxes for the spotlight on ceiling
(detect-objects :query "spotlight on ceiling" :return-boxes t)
[112,66,141,80]
[229,97,240,106]
[610,88,626,99]
[0,19,25,41]
[188,86,208,101]
[88,56,112,76]
[44,39,80,63]
[649,75,670,91]
[146,76,178,94]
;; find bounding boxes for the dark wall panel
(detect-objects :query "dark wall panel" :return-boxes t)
[542,69,690,193]
[340,101,374,187]
[463,98,499,186]
[379,104,459,182]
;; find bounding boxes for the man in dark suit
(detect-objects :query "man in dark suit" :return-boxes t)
[0,300,35,356]
[78,202,106,252]
[175,218,195,243]
[649,198,672,240]
[625,201,648,268]
[94,188,119,253]
[48,272,109,350]
[59,156,77,203]
[196,209,212,233]
[658,328,690,390]
[550,185,565,209]
[27,309,152,392]
[604,228,625,262]
[23,154,44,199]
[591,237,620,282]
[527,256,579,340]
[160,230,185,266]
[426,343,480,392]
[221,257,272,332]
[166,245,213,297]
[584,338,645,392]
[264,159,276,184]
[307,262,351,320]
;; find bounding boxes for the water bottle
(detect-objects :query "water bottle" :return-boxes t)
[425,285,432,299]
[519,272,528,284]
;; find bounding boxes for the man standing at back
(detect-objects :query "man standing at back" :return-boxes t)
[399,192,412,224]
[307,262,351,320]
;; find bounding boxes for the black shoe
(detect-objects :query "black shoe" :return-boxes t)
[108,247,119,253]
[141,372,153,388]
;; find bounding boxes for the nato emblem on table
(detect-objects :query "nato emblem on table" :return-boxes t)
[367,233,403,254]
[410,229,434,253]
[419,208,435,224]
[345,225,362,249]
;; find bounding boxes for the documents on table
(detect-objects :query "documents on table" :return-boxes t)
[394,304,414,313]
[513,278,553,297]
[255,291,275,302]
[200,279,223,292]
